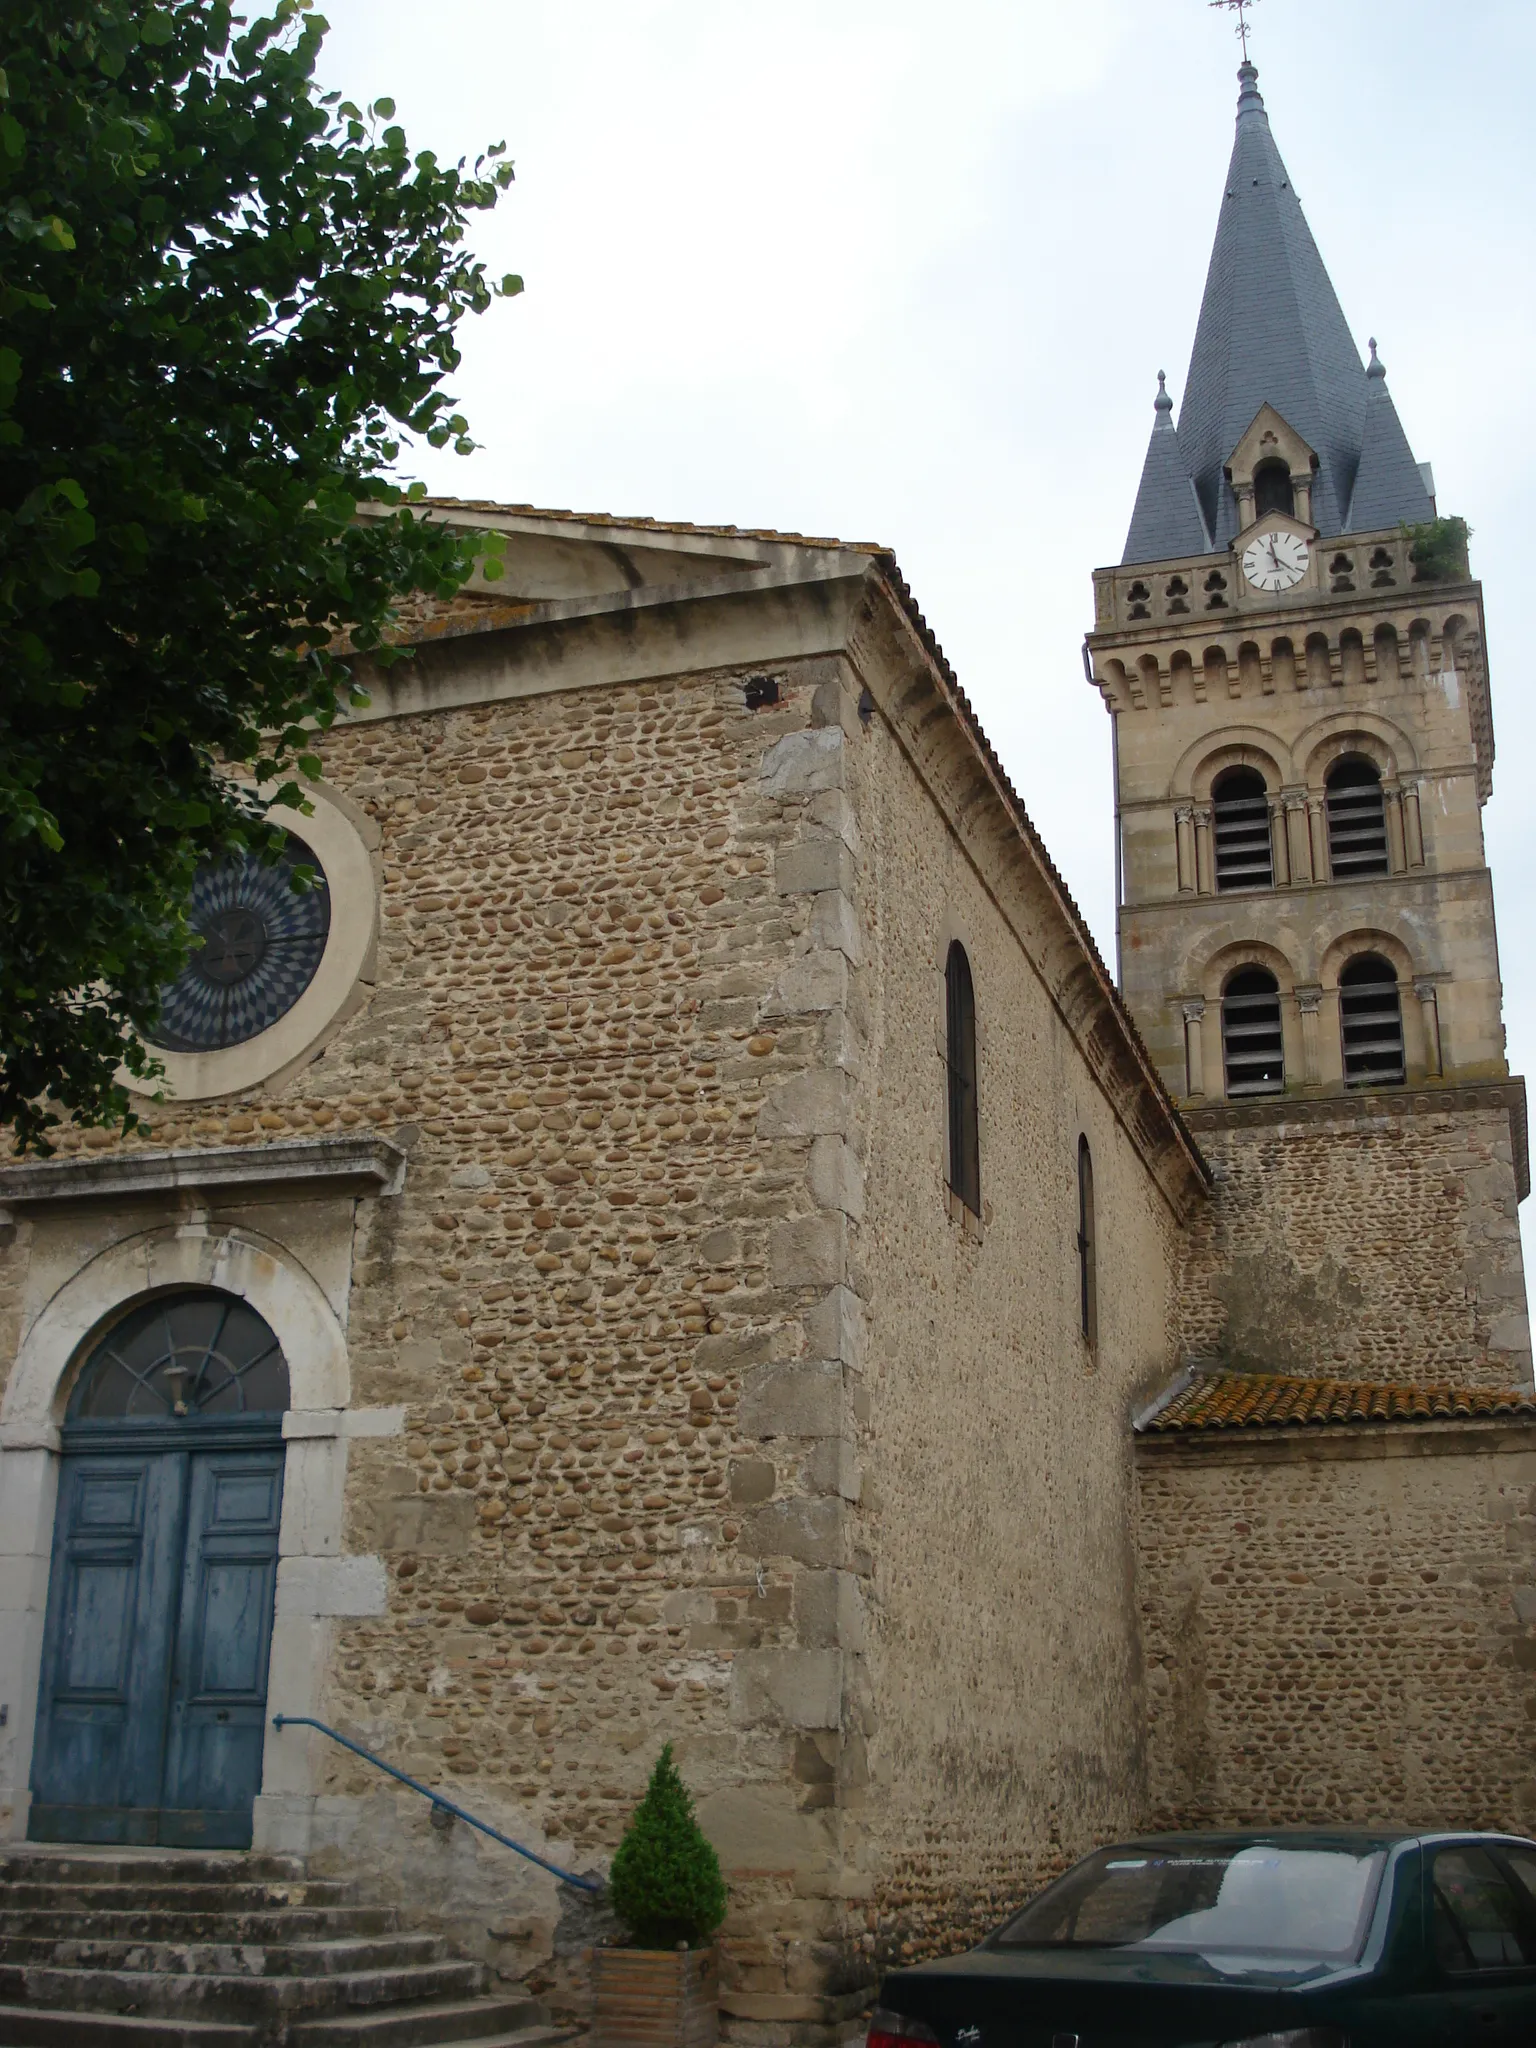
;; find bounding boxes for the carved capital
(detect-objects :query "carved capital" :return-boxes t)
[1182,999,1207,1024]
[1296,985,1324,1016]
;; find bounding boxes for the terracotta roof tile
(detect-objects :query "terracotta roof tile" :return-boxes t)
[1141,1371,1536,1434]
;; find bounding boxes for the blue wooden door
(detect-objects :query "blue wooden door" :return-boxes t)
[28,1453,187,1843]
[161,1451,284,1847]
[30,1443,283,1847]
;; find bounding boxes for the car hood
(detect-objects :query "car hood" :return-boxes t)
[891,1945,1362,1992]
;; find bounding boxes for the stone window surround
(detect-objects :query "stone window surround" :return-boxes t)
[122,783,379,1106]
[0,1137,406,1851]
[1167,716,1428,896]
[1181,936,1438,1100]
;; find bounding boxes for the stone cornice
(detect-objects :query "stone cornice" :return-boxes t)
[0,1136,407,1213]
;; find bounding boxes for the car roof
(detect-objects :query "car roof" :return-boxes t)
[1101,1828,1536,1855]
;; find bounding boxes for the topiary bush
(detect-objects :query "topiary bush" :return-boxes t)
[608,1744,727,1949]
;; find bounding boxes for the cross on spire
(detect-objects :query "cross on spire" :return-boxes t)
[1210,0,1260,61]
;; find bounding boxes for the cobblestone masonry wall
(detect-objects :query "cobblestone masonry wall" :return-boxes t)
[1137,1432,1536,1834]
[1176,1106,1532,1387]
[1,656,870,2034]
[843,692,1183,1969]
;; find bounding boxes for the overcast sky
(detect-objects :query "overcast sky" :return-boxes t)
[317,0,1536,1263]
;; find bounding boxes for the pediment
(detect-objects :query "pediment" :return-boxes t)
[1232,506,1316,551]
[418,501,873,609]
[1225,404,1317,490]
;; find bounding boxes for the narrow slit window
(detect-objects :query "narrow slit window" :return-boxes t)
[1326,758,1389,878]
[945,942,981,1216]
[1222,968,1285,1098]
[1339,955,1406,1087]
[1212,767,1274,891]
[1077,1136,1097,1349]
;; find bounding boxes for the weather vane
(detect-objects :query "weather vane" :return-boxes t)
[1210,0,1259,61]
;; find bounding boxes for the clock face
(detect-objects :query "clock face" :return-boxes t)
[1241,528,1311,593]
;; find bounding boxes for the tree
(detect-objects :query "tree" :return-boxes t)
[0,0,519,1153]
[607,1745,728,1950]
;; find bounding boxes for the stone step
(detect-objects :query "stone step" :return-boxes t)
[0,2007,250,2047]
[0,1882,357,1915]
[0,1935,448,1978]
[0,1856,308,1889]
[0,1908,400,1944]
[0,1959,485,2023]
[288,2000,554,2048]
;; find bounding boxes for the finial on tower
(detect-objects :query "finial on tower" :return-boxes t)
[1367,337,1386,380]
[1210,0,1260,62]
[1154,370,1174,420]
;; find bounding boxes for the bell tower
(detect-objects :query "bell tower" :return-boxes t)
[1085,61,1531,1388]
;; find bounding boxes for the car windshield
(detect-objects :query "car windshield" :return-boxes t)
[994,1844,1387,1963]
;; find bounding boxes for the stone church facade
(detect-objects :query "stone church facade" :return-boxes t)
[0,58,1532,2047]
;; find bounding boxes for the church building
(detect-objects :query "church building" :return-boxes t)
[0,55,1531,2048]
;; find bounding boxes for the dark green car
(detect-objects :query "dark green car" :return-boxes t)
[870,1830,1536,2047]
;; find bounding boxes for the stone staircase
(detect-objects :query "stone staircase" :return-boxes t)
[0,1848,568,2047]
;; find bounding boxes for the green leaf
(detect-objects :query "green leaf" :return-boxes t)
[0,0,520,1154]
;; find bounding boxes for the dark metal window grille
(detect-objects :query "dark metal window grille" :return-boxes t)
[1339,955,1406,1088]
[945,942,980,1216]
[1326,759,1389,878]
[1077,1136,1098,1348]
[69,1290,291,1420]
[1222,968,1285,1098]
[1212,768,1273,891]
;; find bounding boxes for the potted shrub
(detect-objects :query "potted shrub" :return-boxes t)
[593,1744,727,2048]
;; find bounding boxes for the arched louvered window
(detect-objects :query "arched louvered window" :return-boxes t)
[69,1291,290,1420]
[1212,767,1273,891]
[1253,459,1296,519]
[1339,955,1406,1088]
[1222,967,1285,1098]
[945,942,980,1216]
[1326,758,1389,878]
[1076,1136,1097,1350]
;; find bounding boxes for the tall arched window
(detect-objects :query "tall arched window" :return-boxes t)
[1212,767,1274,891]
[1326,758,1389,878]
[1077,1136,1098,1350]
[1253,459,1296,519]
[945,942,980,1216]
[1339,955,1406,1087]
[1222,967,1285,1098]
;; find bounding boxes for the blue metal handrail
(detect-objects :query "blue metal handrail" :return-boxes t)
[271,1713,602,1892]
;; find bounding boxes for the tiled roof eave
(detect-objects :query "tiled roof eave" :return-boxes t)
[1136,1369,1536,1439]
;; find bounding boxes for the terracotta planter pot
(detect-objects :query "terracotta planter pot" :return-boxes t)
[591,1942,719,2048]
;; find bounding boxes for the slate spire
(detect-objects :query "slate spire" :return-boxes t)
[1122,61,1433,564]
[1123,372,1210,565]
[1347,340,1436,532]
